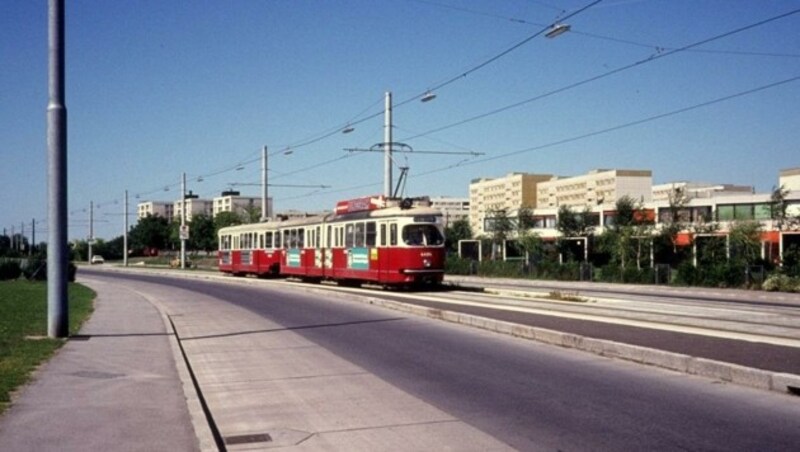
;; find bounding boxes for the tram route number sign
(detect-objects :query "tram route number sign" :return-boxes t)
[179,225,190,240]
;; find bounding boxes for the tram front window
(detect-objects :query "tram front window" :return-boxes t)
[402,224,443,246]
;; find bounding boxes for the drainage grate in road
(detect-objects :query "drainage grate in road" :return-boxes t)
[224,433,273,445]
[71,370,124,379]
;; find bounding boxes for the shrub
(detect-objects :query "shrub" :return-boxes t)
[22,258,46,280]
[0,260,22,281]
[445,255,475,275]
[674,261,699,286]
[762,274,800,292]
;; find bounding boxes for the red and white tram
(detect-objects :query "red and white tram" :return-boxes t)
[218,196,445,286]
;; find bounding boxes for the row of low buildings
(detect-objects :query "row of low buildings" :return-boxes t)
[467,167,800,260]
[137,190,272,223]
[138,191,473,226]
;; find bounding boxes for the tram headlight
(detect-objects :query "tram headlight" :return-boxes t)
[423,258,431,268]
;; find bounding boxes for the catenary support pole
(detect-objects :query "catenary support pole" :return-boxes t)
[384,91,392,198]
[124,190,128,267]
[261,146,268,221]
[47,0,68,338]
[88,201,93,263]
[181,172,186,269]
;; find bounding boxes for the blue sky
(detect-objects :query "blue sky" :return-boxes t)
[2,0,799,240]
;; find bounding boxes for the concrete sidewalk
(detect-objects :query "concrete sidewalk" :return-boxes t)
[0,278,199,452]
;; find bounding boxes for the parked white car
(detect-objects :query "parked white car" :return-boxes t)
[90,255,105,264]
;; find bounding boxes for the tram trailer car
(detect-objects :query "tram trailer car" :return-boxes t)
[218,196,445,287]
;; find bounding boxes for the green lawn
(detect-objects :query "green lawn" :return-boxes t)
[0,281,95,415]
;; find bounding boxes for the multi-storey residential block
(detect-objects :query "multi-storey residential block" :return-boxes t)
[429,196,470,227]
[173,192,213,222]
[136,201,174,221]
[469,172,552,237]
[213,191,271,220]
[536,169,652,209]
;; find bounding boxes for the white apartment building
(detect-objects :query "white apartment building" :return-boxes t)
[652,182,753,202]
[136,201,174,221]
[537,169,652,209]
[469,173,552,237]
[213,191,272,219]
[780,167,800,191]
[173,196,213,222]
[429,196,470,227]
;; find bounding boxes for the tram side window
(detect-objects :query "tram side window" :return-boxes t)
[265,232,273,249]
[298,229,305,248]
[275,231,282,248]
[355,223,365,247]
[379,224,386,247]
[326,226,332,248]
[390,224,397,246]
[316,227,321,249]
[345,224,355,248]
[366,222,376,247]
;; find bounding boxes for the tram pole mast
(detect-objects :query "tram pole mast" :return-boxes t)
[384,91,392,198]
[261,146,269,221]
[123,189,129,267]
[180,172,186,269]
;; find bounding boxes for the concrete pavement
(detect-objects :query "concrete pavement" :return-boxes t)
[0,277,199,452]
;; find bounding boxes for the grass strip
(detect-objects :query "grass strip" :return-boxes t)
[0,281,95,415]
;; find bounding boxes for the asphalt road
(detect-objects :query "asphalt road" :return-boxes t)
[83,270,800,450]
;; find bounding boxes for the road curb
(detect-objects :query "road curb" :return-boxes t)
[359,295,800,397]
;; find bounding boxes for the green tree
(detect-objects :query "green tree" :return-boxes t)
[188,214,217,253]
[556,205,595,262]
[129,215,171,252]
[486,208,514,260]
[214,211,243,231]
[728,221,762,266]
[444,217,472,253]
[241,205,262,224]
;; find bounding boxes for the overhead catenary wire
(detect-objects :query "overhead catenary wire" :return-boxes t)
[399,6,800,142]
[280,74,800,202]
[411,0,800,59]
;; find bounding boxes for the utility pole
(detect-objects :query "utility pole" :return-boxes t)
[47,0,68,338]
[88,201,93,263]
[180,172,186,269]
[384,91,392,198]
[31,219,35,255]
[261,145,269,221]
[21,222,25,253]
[124,190,129,267]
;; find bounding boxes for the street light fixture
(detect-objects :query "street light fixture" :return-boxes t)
[342,125,355,134]
[545,23,571,39]
[421,91,437,103]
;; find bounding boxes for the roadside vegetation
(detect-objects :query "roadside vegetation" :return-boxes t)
[0,281,94,415]
[445,187,800,292]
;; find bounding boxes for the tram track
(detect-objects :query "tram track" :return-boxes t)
[302,283,800,349]
[446,277,800,310]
